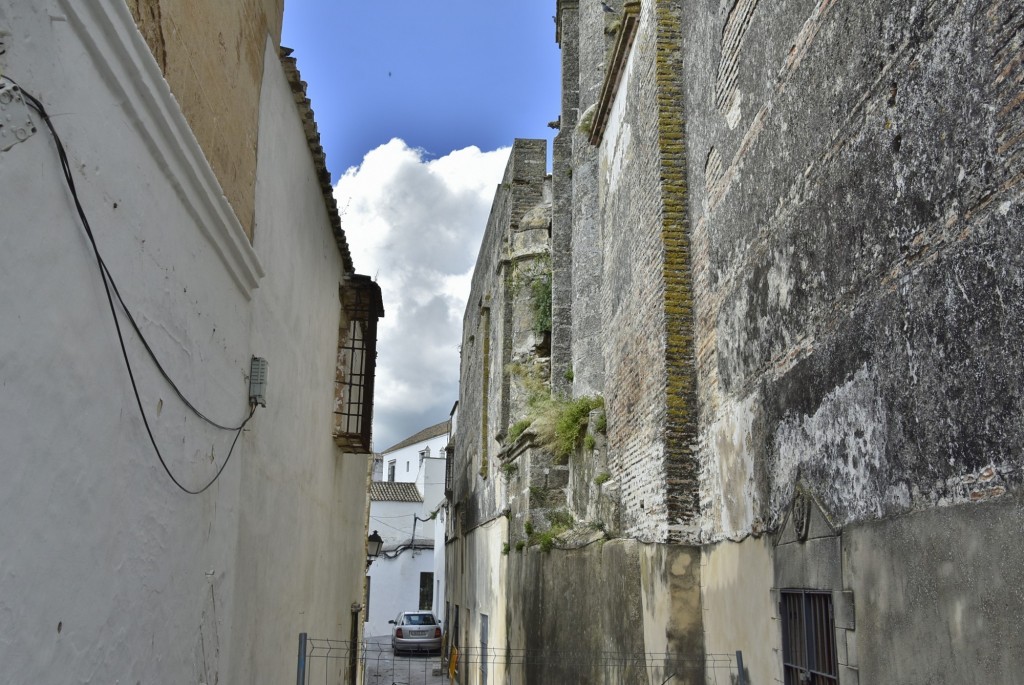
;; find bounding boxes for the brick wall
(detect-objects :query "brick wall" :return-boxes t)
[591,2,698,542]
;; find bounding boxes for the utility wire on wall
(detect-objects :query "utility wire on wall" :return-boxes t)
[7,76,256,495]
[368,511,439,559]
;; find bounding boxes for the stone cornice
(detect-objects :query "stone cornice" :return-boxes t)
[589,1,641,146]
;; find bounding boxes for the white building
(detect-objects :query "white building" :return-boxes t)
[0,3,381,683]
[365,421,449,636]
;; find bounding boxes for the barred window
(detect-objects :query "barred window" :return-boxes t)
[334,276,383,453]
[781,590,838,685]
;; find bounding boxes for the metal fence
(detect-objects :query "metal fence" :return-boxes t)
[296,634,747,685]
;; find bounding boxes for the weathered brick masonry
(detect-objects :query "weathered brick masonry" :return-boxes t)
[596,1,700,542]
[655,0,700,540]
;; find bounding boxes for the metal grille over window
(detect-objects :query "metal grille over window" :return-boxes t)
[334,275,384,452]
[444,444,454,498]
[781,590,838,685]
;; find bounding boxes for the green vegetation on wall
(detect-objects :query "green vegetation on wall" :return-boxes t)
[532,275,552,335]
[505,364,605,463]
[526,510,575,553]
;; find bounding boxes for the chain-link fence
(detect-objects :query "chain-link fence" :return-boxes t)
[297,634,748,685]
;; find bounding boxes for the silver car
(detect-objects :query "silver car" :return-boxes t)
[389,611,442,654]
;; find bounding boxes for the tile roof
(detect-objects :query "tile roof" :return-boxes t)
[278,47,354,274]
[379,419,450,455]
[370,482,423,502]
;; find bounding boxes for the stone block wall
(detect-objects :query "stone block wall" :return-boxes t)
[454,139,550,532]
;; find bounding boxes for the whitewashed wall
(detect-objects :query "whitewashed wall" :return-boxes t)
[0,3,368,683]
[383,432,449,484]
[227,36,371,685]
[433,507,448,623]
[366,454,448,637]
[366,499,432,637]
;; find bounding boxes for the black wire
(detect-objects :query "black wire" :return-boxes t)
[13,80,248,431]
[9,77,256,494]
[379,541,434,560]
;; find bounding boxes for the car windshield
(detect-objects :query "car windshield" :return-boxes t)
[404,614,435,625]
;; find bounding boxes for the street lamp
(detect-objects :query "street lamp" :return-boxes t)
[366,530,383,568]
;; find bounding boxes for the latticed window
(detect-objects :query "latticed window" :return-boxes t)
[444,444,454,498]
[781,590,838,685]
[334,275,383,452]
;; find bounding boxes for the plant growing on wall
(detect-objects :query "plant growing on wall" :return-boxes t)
[532,274,552,335]
[527,510,575,553]
[551,396,604,461]
[506,419,532,445]
[505,365,605,462]
[500,461,519,479]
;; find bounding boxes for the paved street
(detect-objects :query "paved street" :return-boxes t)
[362,636,447,685]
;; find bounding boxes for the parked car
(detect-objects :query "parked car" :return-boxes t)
[389,611,442,655]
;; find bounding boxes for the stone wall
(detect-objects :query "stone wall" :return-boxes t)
[567,0,611,397]
[684,0,1024,540]
[585,1,700,543]
[448,0,1024,681]
[454,139,549,534]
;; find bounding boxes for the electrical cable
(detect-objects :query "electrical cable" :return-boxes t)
[5,78,250,433]
[8,77,256,494]
[378,540,434,560]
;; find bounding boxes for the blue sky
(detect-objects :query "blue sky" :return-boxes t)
[282,2,561,178]
[282,4,561,450]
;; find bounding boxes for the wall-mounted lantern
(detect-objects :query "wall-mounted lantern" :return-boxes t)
[366,530,384,568]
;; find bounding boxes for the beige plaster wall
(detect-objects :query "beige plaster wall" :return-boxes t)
[701,537,780,685]
[639,544,703,685]
[127,0,284,238]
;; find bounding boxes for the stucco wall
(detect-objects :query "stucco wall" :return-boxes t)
[701,537,780,685]
[365,539,436,638]
[844,496,1024,685]
[227,40,369,685]
[505,539,703,685]
[0,5,369,683]
[383,433,449,486]
[448,518,508,685]
[367,450,447,636]
[0,5,255,682]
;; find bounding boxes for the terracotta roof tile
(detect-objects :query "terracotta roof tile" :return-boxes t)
[370,482,423,502]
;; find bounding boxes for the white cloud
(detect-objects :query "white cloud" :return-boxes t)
[335,139,509,450]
